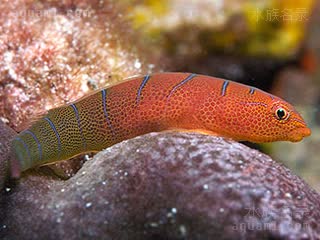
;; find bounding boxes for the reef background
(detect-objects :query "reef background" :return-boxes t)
[1,1,320,239]
[0,0,319,189]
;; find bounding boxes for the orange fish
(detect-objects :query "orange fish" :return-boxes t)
[11,72,311,174]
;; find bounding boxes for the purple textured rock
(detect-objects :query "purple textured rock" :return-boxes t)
[1,132,319,240]
[0,121,16,189]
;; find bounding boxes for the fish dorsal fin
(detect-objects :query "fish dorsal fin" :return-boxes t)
[16,108,48,132]
[15,74,144,132]
[15,99,69,132]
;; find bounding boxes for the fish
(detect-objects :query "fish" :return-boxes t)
[11,72,311,175]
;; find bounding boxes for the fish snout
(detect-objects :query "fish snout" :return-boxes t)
[288,126,311,142]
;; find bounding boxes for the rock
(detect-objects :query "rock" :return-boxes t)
[1,132,319,240]
[0,121,16,189]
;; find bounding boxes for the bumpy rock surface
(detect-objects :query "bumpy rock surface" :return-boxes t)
[0,121,17,189]
[1,131,319,240]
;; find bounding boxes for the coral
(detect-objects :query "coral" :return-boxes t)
[0,0,158,130]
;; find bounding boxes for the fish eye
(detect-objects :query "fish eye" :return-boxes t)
[275,107,289,121]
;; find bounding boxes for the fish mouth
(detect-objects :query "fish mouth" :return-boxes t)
[288,126,311,142]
